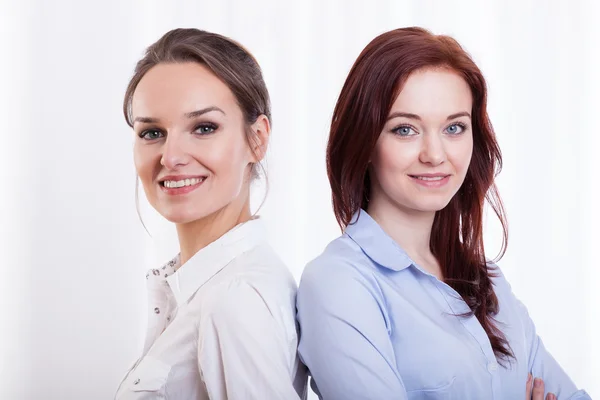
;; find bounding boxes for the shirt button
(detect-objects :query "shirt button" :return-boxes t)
[133,378,140,385]
[488,362,498,372]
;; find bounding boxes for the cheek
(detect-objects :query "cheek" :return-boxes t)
[203,135,250,181]
[133,145,152,179]
[453,137,474,175]
[372,137,415,179]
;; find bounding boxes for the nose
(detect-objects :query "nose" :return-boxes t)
[419,132,446,166]
[160,134,190,170]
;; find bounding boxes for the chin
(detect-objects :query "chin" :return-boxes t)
[406,197,454,213]
[161,213,200,225]
[158,207,210,225]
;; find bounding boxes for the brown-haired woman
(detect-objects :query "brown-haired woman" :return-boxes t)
[115,28,306,399]
[296,27,589,400]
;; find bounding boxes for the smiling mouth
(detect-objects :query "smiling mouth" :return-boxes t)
[160,177,206,188]
[408,174,452,188]
[408,175,449,181]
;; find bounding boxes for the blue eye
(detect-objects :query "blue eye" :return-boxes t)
[392,125,417,136]
[194,123,218,135]
[445,123,466,135]
[139,129,163,140]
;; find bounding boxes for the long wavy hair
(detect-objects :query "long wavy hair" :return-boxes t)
[326,27,513,362]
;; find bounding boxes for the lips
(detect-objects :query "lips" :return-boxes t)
[158,175,208,195]
[409,175,449,181]
[161,177,205,188]
[408,173,451,188]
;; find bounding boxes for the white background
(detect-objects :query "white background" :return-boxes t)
[1,0,598,398]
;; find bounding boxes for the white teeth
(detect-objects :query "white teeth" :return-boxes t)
[163,177,204,188]
[415,176,445,181]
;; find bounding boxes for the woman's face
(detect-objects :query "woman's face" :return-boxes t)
[370,67,474,215]
[131,62,268,224]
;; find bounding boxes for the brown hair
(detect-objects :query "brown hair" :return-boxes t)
[124,28,271,178]
[327,27,513,362]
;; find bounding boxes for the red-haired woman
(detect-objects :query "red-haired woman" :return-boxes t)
[296,27,590,400]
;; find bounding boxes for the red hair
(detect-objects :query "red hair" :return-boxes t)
[327,27,513,362]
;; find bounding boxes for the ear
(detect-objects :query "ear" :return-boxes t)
[249,114,271,163]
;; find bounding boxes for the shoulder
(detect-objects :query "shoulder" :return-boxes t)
[486,261,529,321]
[487,261,513,294]
[304,234,372,278]
[231,243,298,296]
[203,244,297,323]
[298,235,383,306]
[205,278,272,318]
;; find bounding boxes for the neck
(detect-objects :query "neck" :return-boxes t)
[367,192,440,277]
[176,195,252,267]
[368,202,435,257]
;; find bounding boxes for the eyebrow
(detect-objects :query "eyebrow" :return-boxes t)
[133,106,226,124]
[386,111,471,121]
[184,106,226,119]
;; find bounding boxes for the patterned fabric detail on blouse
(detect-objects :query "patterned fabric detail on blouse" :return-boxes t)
[142,255,180,355]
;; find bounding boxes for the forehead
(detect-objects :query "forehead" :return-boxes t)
[392,68,473,118]
[131,62,239,120]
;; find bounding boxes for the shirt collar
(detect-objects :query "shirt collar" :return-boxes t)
[165,217,266,306]
[344,209,413,272]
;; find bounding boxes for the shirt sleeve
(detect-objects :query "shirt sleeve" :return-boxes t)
[296,259,408,400]
[197,279,301,400]
[502,273,591,400]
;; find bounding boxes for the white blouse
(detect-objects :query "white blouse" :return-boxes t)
[116,218,307,399]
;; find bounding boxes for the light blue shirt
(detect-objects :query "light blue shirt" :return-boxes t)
[296,210,590,400]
